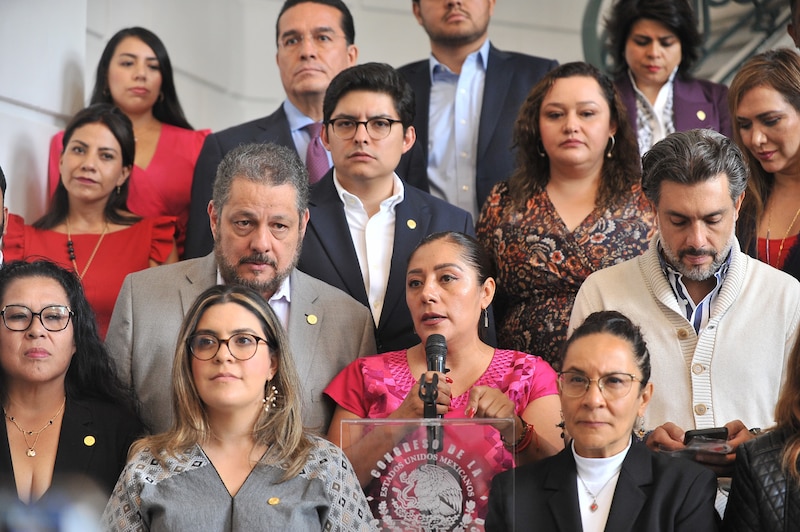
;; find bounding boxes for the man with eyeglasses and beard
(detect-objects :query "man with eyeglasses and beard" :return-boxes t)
[106,143,375,435]
[570,129,800,514]
[298,63,478,353]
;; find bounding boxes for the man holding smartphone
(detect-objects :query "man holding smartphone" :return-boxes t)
[570,129,800,513]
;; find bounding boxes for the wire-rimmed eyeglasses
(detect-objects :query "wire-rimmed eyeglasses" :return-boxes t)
[1,305,73,332]
[327,117,403,140]
[557,371,641,399]
[187,333,268,361]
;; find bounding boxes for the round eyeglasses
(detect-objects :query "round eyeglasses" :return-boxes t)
[1,305,73,332]
[187,333,267,361]
[327,117,403,140]
[557,372,641,400]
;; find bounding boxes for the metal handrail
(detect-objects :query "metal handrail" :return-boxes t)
[582,0,790,83]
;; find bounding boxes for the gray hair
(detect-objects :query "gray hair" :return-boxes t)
[211,143,310,217]
[642,129,749,206]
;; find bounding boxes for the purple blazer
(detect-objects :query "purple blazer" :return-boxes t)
[615,73,732,142]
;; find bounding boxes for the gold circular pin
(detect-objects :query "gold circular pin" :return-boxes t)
[407,219,417,230]
[306,314,318,325]
[696,110,706,121]
[84,435,96,447]
[268,497,280,505]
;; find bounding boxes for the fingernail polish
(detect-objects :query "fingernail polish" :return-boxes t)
[445,376,454,384]
[465,407,475,418]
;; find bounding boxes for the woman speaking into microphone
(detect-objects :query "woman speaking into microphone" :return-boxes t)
[324,232,563,520]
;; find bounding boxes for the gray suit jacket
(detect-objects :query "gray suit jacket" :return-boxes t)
[106,253,376,434]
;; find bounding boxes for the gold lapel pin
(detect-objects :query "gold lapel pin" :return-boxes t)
[268,497,280,505]
[407,219,417,230]
[696,110,707,121]
[306,314,318,325]
[84,435,96,447]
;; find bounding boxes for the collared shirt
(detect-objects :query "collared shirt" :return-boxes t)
[215,269,291,330]
[283,99,333,167]
[333,171,404,326]
[629,68,677,154]
[427,38,490,219]
[657,239,732,334]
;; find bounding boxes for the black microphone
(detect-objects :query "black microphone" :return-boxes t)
[425,334,448,378]
[423,334,447,455]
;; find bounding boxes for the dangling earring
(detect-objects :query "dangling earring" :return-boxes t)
[605,135,616,159]
[635,416,647,440]
[557,411,566,447]
[263,382,279,413]
[537,140,547,158]
[116,185,121,195]
[159,92,165,103]
[483,308,489,328]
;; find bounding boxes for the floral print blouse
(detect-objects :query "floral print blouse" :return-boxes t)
[476,181,654,368]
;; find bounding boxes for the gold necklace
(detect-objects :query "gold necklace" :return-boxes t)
[4,397,67,457]
[766,206,800,267]
[66,219,109,280]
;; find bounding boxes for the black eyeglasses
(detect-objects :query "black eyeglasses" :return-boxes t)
[187,333,268,361]
[557,372,641,400]
[1,305,73,332]
[327,117,403,140]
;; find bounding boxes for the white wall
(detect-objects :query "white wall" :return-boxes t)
[0,0,588,220]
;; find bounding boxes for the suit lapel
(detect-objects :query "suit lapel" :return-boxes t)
[53,399,93,479]
[604,443,651,532]
[308,175,369,306]
[255,106,294,149]
[544,449,584,531]
[478,46,513,161]
[286,270,321,385]
[179,254,218,315]
[378,191,432,330]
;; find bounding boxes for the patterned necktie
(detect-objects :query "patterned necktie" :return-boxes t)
[304,122,329,184]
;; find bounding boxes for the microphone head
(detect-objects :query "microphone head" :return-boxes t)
[425,334,447,353]
[425,334,447,367]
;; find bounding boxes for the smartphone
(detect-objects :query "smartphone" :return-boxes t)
[684,427,728,445]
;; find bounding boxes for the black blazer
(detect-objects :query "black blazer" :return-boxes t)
[298,170,480,352]
[0,397,143,502]
[486,442,718,532]
[397,44,557,211]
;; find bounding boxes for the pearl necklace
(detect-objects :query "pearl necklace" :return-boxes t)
[4,397,66,457]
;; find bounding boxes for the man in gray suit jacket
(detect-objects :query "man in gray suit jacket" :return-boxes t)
[107,143,376,435]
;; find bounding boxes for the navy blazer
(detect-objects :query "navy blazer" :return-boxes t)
[397,44,557,211]
[486,442,718,532]
[0,397,143,502]
[615,74,732,142]
[185,106,295,259]
[298,170,483,352]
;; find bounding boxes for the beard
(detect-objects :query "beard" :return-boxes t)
[660,232,734,282]
[214,239,302,298]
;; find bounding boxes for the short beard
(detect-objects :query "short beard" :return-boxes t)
[214,239,302,299]
[661,233,734,282]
